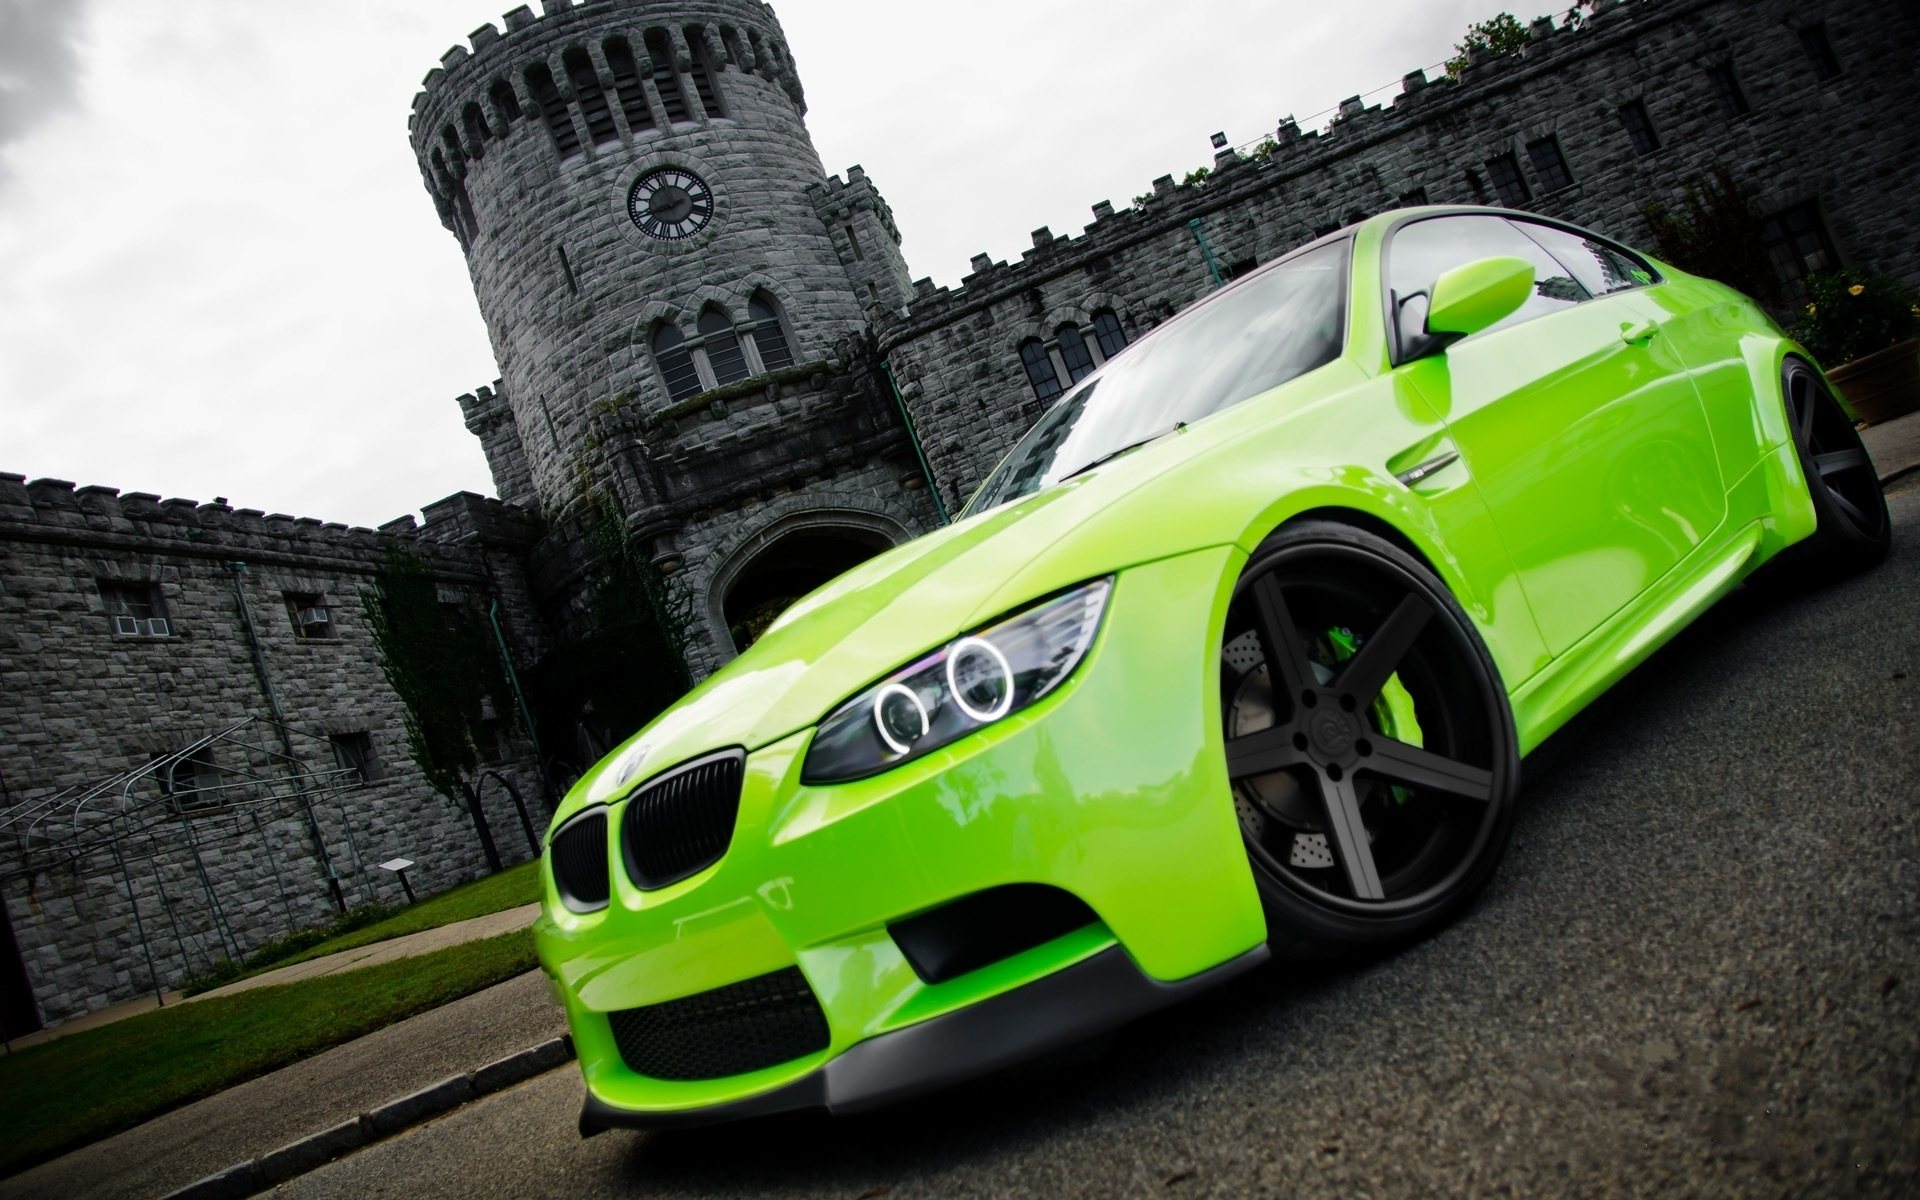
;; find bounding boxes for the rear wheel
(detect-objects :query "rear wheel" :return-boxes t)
[1222,521,1518,957]
[1781,358,1890,573]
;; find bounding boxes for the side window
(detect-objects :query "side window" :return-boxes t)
[1512,220,1655,297]
[1387,215,1589,357]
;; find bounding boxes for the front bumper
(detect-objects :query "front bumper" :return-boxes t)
[579,942,1269,1132]
[537,546,1269,1124]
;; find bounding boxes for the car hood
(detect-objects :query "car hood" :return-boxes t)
[557,357,1366,823]
[564,437,1196,817]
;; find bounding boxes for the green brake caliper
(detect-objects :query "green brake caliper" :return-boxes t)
[1326,626,1424,806]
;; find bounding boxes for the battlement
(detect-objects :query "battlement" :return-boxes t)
[808,165,905,247]
[0,472,533,576]
[408,0,803,166]
[878,0,1663,340]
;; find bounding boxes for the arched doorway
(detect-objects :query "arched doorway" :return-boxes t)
[714,517,900,654]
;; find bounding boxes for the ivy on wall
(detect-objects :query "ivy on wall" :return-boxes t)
[363,548,511,872]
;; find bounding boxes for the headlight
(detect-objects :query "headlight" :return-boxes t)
[800,578,1113,784]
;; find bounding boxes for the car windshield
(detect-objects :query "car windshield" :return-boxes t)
[962,239,1349,516]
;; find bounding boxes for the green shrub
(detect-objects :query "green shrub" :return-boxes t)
[1791,268,1920,366]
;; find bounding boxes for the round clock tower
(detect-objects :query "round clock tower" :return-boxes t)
[411,0,928,673]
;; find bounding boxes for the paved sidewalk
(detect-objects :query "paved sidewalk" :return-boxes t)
[1862,406,1920,484]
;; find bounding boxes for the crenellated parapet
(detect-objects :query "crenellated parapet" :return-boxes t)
[0,472,531,583]
[875,0,1676,345]
[808,164,914,312]
[408,0,806,243]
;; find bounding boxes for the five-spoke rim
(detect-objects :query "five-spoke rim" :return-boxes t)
[1224,542,1505,914]
[1788,362,1885,540]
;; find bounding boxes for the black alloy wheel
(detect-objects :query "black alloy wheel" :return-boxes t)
[1782,357,1891,572]
[1222,520,1517,956]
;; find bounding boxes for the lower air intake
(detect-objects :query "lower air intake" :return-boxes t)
[607,967,831,1081]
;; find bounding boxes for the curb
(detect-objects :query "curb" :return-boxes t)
[160,1035,573,1200]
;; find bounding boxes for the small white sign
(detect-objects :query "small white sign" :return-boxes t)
[379,858,415,872]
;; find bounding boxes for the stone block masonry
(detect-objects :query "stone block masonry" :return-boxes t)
[873,0,1920,511]
[0,475,550,1026]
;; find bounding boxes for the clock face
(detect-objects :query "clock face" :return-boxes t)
[628,168,714,241]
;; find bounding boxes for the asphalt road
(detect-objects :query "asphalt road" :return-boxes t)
[278,479,1920,1199]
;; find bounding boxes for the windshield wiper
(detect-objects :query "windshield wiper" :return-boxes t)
[1061,422,1186,482]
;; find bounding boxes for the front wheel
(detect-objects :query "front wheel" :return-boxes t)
[1782,357,1891,574]
[1221,521,1519,958]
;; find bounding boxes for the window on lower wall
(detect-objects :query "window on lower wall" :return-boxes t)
[1798,23,1841,81]
[100,580,170,637]
[1762,200,1839,301]
[651,294,799,402]
[1090,309,1128,359]
[1525,136,1573,193]
[154,747,221,812]
[1706,62,1750,117]
[329,732,382,786]
[1483,152,1531,207]
[1618,99,1660,155]
[285,592,333,639]
[745,292,794,371]
[1056,324,1097,384]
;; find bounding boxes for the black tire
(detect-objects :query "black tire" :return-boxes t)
[1221,520,1518,958]
[1781,357,1891,574]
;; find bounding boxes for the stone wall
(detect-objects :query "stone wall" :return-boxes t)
[876,0,1920,510]
[0,475,550,1025]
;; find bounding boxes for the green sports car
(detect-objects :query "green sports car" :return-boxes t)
[537,206,1890,1132]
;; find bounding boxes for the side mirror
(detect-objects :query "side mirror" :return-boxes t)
[1425,255,1536,339]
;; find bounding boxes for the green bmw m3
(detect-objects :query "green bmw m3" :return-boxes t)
[537,206,1890,1132]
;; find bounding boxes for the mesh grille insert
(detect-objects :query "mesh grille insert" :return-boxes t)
[621,749,744,889]
[607,967,830,1081]
[549,809,609,913]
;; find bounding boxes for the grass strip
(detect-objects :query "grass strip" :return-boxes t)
[187,859,543,992]
[0,928,538,1178]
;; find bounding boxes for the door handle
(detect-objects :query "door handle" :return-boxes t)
[1620,318,1658,345]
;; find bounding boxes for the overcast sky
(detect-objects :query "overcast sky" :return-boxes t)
[0,0,1504,529]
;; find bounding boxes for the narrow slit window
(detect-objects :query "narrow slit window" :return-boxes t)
[646,29,692,123]
[488,80,522,125]
[563,47,618,145]
[843,222,864,261]
[653,323,703,401]
[1798,23,1841,81]
[1020,338,1063,403]
[461,103,490,155]
[1706,62,1750,117]
[604,37,655,132]
[1524,136,1573,193]
[557,245,578,294]
[524,64,581,157]
[685,26,725,117]
[1618,99,1660,155]
[698,308,750,386]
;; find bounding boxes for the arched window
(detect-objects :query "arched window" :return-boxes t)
[652,323,703,401]
[1020,339,1063,403]
[488,79,522,125]
[1056,324,1096,383]
[698,307,750,386]
[461,103,490,155]
[603,38,654,132]
[562,47,617,145]
[646,29,692,123]
[1091,309,1128,358]
[524,64,579,157]
[684,27,725,117]
[745,291,793,371]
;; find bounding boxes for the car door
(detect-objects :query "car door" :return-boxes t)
[1388,214,1727,656]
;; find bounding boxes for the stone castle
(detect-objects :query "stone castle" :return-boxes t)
[2,0,1914,1033]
